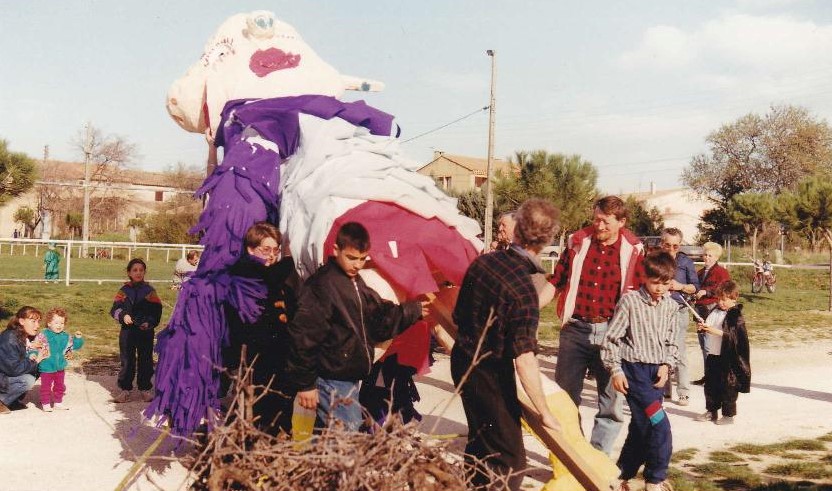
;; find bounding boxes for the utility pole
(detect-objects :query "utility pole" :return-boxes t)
[82,123,93,255]
[483,49,497,249]
[39,145,49,240]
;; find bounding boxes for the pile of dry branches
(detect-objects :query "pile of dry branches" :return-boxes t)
[187,363,495,491]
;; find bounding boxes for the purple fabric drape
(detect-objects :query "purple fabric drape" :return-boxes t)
[147,96,396,436]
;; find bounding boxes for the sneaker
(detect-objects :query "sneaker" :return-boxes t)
[140,390,154,402]
[42,404,53,412]
[53,402,69,410]
[113,390,130,403]
[0,402,9,415]
[677,395,690,406]
[694,411,717,422]
[692,377,706,386]
[716,416,735,425]
[616,479,632,491]
[646,481,674,491]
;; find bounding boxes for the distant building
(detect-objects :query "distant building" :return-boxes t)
[0,159,199,238]
[623,185,715,244]
[417,151,515,194]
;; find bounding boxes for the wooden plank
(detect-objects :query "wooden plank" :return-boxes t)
[516,389,613,491]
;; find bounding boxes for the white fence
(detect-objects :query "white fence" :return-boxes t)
[0,238,203,286]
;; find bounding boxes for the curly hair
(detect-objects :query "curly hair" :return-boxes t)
[513,199,560,250]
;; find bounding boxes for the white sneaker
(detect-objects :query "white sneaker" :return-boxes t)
[646,481,674,491]
[114,390,130,403]
[42,404,53,412]
[140,390,154,402]
[53,402,69,410]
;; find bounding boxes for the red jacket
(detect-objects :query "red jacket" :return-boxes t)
[696,263,731,307]
[554,226,644,326]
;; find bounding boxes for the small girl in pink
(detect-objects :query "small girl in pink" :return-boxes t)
[37,307,84,411]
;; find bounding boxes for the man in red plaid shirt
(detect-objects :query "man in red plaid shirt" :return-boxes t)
[550,195,645,455]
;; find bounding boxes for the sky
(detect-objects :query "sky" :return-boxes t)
[2,0,832,194]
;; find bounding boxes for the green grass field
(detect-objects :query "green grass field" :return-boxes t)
[2,253,832,361]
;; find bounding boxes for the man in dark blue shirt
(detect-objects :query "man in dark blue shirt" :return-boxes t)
[659,227,700,406]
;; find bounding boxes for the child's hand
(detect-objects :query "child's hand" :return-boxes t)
[612,373,628,395]
[654,364,669,388]
[696,322,706,333]
[123,314,134,325]
[74,331,82,338]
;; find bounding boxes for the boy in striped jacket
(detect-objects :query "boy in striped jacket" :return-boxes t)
[601,251,679,491]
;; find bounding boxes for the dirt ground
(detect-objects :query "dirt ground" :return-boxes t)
[1,338,831,490]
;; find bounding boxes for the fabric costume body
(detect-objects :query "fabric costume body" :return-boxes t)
[110,281,162,392]
[703,305,750,417]
[36,330,84,405]
[550,225,644,454]
[224,254,300,434]
[601,287,679,485]
[151,12,480,436]
[285,258,422,430]
[0,329,39,406]
[44,249,60,280]
[451,246,542,491]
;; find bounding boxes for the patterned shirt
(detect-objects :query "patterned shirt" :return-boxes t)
[601,287,679,376]
[552,234,644,320]
[453,246,540,361]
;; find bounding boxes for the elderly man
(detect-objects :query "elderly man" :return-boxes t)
[550,195,645,455]
[659,227,699,405]
[452,198,561,490]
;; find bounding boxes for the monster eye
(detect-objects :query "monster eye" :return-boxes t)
[255,16,273,30]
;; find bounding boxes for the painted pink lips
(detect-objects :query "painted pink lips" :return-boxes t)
[249,48,301,77]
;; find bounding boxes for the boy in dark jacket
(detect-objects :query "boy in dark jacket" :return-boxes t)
[110,258,163,403]
[286,222,428,431]
[694,280,750,425]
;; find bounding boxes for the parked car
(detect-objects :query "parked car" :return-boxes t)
[539,244,562,258]
[679,244,704,262]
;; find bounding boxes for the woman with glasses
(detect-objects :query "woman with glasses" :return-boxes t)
[223,221,301,435]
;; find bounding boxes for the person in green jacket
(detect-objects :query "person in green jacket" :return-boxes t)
[36,307,84,411]
[43,243,60,281]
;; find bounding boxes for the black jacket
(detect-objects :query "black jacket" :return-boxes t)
[720,304,751,393]
[0,329,38,393]
[225,255,301,370]
[285,259,422,391]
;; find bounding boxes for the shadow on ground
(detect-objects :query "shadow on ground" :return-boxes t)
[78,354,195,488]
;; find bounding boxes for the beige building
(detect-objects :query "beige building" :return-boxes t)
[1,160,199,238]
[624,186,715,244]
[417,151,515,194]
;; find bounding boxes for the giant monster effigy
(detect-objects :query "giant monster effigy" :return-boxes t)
[147,10,481,436]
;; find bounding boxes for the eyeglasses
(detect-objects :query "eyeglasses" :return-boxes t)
[661,243,680,250]
[255,246,280,256]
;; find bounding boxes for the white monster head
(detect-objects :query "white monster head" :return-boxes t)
[167,10,384,136]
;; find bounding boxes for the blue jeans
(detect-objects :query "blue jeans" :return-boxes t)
[315,378,362,431]
[618,361,672,483]
[555,319,624,455]
[664,309,690,398]
[0,374,36,406]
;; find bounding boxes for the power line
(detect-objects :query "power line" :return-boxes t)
[400,106,489,143]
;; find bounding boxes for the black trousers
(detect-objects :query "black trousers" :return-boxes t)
[451,348,525,491]
[704,355,738,416]
[118,328,154,391]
